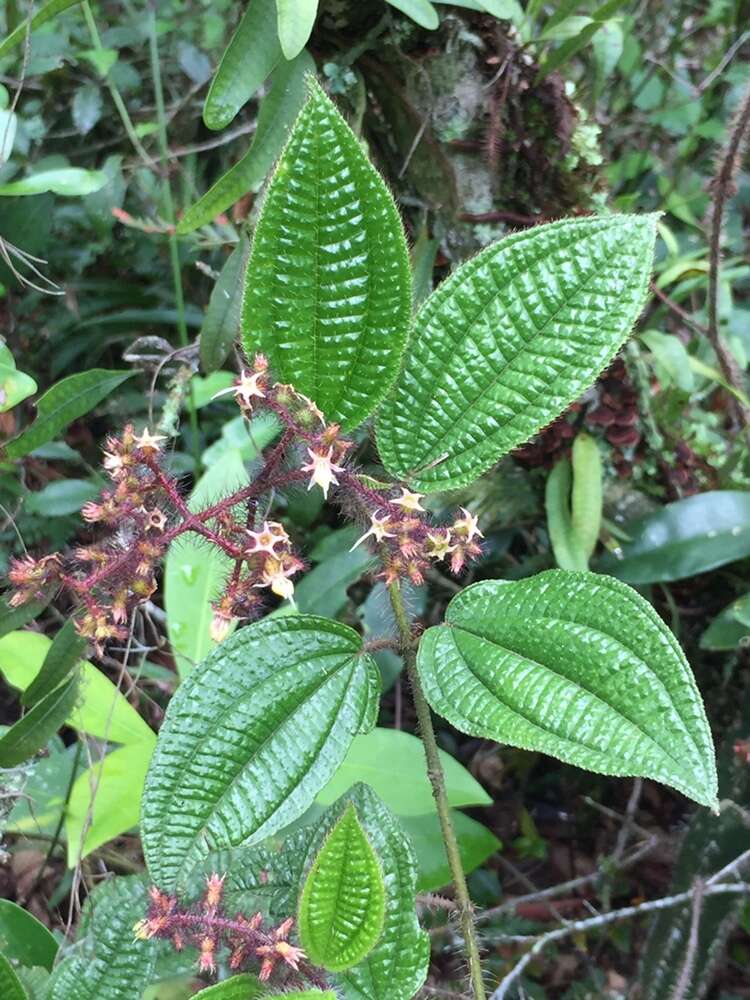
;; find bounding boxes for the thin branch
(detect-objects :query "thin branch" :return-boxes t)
[670,877,705,1000]
[706,84,750,428]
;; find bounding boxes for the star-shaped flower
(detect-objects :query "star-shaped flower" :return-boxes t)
[350,511,397,550]
[134,428,167,453]
[301,447,343,499]
[391,488,425,512]
[213,369,266,410]
[453,507,483,542]
[426,529,456,561]
[245,520,289,556]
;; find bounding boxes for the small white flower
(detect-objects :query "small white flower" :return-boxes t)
[245,520,289,556]
[391,488,426,512]
[453,507,483,542]
[350,511,396,551]
[213,370,266,409]
[301,447,343,499]
[133,428,167,452]
[426,529,456,561]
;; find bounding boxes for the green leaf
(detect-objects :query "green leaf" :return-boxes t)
[191,976,264,1000]
[0,168,107,197]
[0,596,51,641]
[141,615,380,891]
[65,741,154,866]
[298,803,386,971]
[164,449,249,677]
[4,369,134,460]
[597,491,750,584]
[0,953,28,1000]
[316,726,490,815]
[385,0,439,29]
[401,811,500,893]
[701,594,750,651]
[0,343,37,413]
[277,0,318,60]
[243,80,411,431]
[179,49,314,234]
[335,785,429,1000]
[416,570,717,808]
[199,236,251,373]
[47,877,156,1000]
[546,434,602,572]
[265,994,336,999]
[72,83,103,135]
[0,0,82,60]
[0,630,154,745]
[203,0,282,131]
[22,619,86,707]
[377,214,658,492]
[545,460,584,572]
[295,546,376,618]
[0,901,58,971]
[0,675,79,767]
[24,478,100,518]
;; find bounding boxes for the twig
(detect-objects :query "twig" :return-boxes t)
[706,84,750,429]
[670,877,705,1000]
[488,879,750,999]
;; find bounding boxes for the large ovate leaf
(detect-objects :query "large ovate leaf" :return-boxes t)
[298,803,386,972]
[141,615,380,891]
[203,0,282,131]
[277,0,319,59]
[4,369,134,460]
[417,570,717,808]
[180,50,314,235]
[597,490,750,584]
[47,877,156,1000]
[377,214,658,492]
[243,81,411,431]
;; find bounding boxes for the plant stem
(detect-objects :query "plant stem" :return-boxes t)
[146,6,201,470]
[387,579,487,1000]
[81,1,155,170]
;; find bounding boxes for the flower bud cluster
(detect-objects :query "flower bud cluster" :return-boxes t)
[134,875,323,988]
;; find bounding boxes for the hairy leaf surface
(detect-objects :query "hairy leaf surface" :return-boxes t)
[47,877,155,1000]
[243,82,411,430]
[377,214,658,491]
[191,975,264,999]
[142,616,380,890]
[299,804,385,971]
[417,571,717,807]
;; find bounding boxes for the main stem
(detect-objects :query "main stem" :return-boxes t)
[387,580,487,1000]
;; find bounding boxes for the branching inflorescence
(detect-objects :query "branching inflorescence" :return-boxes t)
[8,353,483,654]
[134,873,329,989]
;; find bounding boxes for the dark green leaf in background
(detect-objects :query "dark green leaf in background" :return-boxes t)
[0,953,27,1000]
[199,235,251,373]
[0,901,58,972]
[0,675,79,767]
[4,369,134,460]
[22,619,85,707]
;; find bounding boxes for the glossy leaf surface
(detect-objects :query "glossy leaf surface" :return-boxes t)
[243,82,411,430]
[598,490,750,584]
[299,803,386,971]
[22,619,85,707]
[386,0,439,28]
[0,954,27,1000]
[401,810,501,893]
[199,235,251,372]
[191,975,264,999]
[4,369,134,460]
[164,449,249,676]
[0,676,78,767]
[316,727,490,815]
[203,0,281,131]
[180,50,314,234]
[47,877,155,1000]
[377,214,658,491]
[0,630,154,745]
[417,570,717,807]
[0,901,58,971]
[142,616,380,890]
[277,0,318,59]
